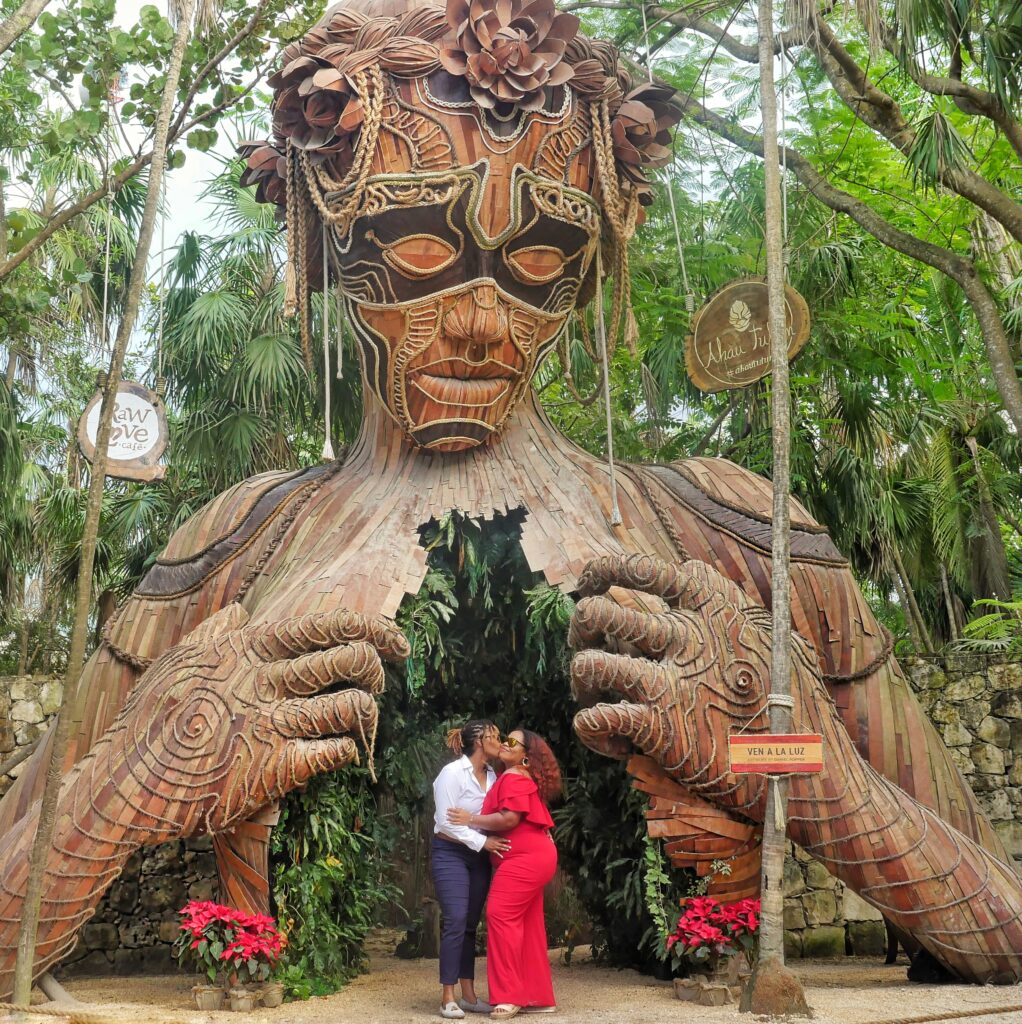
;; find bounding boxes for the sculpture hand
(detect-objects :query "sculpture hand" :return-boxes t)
[569,553,826,818]
[0,601,410,997]
[95,601,410,838]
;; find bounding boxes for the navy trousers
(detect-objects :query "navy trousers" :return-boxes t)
[431,836,491,984]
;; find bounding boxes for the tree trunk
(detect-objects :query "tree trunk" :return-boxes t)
[0,0,51,56]
[890,545,934,652]
[964,435,1013,603]
[10,0,197,1003]
[742,1,810,1015]
[939,563,959,643]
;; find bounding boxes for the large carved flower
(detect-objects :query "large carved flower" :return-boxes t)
[239,142,287,206]
[610,83,680,203]
[440,0,580,111]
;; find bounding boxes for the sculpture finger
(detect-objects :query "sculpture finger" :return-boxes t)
[573,702,670,761]
[577,554,687,601]
[570,650,671,707]
[286,736,359,789]
[252,609,410,662]
[264,642,385,696]
[664,560,755,615]
[271,690,378,740]
[568,595,677,657]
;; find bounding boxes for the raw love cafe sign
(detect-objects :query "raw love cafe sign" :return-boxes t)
[685,278,811,393]
[77,380,169,482]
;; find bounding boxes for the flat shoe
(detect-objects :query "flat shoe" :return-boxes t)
[490,1006,521,1021]
[441,1002,466,1019]
[459,999,494,1013]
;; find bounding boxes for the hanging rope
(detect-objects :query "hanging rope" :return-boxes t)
[321,222,334,461]
[640,2,694,314]
[596,242,622,527]
[155,113,168,394]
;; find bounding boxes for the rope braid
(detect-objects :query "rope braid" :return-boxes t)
[589,99,638,357]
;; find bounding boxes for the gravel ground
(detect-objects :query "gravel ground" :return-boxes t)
[25,948,1022,1024]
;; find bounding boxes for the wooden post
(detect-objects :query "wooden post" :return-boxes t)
[740,0,811,1014]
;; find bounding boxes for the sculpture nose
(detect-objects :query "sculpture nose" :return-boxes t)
[443,284,508,353]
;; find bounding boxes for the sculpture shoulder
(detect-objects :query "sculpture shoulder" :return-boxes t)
[637,457,846,566]
[105,463,339,661]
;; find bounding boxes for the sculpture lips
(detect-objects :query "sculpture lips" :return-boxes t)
[412,356,520,380]
[411,373,512,407]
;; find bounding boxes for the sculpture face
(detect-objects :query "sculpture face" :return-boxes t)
[329,76,599,452]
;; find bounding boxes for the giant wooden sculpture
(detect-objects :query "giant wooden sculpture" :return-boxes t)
[1,0,1020,996]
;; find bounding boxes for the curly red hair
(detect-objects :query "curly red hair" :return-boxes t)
[520,729,562,805]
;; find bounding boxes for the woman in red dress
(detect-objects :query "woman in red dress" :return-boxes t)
[448,729,561,1021]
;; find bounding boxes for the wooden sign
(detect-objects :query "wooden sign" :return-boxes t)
[77,380,169,482]
[728,733,823,774]
[685,278,811,393]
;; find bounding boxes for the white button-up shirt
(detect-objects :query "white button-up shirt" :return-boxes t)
[433,755,496,852]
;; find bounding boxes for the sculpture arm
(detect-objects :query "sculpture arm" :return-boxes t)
[0,601,408,999]
[570,554,1022,984]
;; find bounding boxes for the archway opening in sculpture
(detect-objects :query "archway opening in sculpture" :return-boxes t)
[267,507,687,992]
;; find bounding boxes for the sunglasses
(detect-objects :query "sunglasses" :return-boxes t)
[500,735,523,749]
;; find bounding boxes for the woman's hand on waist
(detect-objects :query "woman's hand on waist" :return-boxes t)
[447,806,472,826]
[484,835,511,858]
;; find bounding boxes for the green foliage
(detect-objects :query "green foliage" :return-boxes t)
[271,770,399,998]
[957,599,1022,655]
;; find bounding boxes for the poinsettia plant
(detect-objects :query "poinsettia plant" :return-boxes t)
[174,900,286,987]
[666,896,761,974]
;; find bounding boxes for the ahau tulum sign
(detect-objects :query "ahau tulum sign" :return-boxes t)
[77,380,169,482]
[728,733,824,774]
[685,277,811,393]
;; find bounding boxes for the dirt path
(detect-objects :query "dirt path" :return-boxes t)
[42,948,1022,1024]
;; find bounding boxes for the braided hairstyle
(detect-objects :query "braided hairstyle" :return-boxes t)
[520,729,562,805]
[446,719,497,758]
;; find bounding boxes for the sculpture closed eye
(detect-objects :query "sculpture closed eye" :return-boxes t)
[505,244,568,284]
[382,234,460,277]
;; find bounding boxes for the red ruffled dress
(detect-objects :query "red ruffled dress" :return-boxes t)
[482,770,558,1009]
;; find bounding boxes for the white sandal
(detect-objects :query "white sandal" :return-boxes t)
[490,1006,521,1021]
[441,1001,466,1019]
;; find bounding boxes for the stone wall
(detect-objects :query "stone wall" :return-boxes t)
[0,674,63,796]
[781,654,1022,959]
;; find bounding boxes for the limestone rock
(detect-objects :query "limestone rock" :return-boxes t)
[990,663,1022,692]
[841,888,883,922]
[805,861,839,891]
[9,677,39,701]
[980,788,1013,821]
[978,716,1011,748]
[803,890,838,926]
[926,701,959,725]
[10,700,43,724]
[38,680,63,715]
[959,699,992,731]
[139,875,187,915]
[118,920,157,949]
[783,857,805,897]
[942,721,973,747]
[993,692,1022,720]
[783,930,803,958]
[848,920,887,957]
[107,881,139,915]
[945,674,987,702]
[948,746,975,775]
[783,898,806,930]
[971,741,1006,774]
[188,877,216,901]
[801,925,846,958]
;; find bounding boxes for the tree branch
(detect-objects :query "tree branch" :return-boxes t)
[809,15,1022,247]
[680,94,1022,435]
[0,0,51,56]
[0,74,261,282]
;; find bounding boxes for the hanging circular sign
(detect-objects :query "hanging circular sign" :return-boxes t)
[685,277,811,393]
[77,380,169,482]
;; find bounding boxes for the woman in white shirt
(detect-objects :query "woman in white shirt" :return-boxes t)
[432,719,508,1019]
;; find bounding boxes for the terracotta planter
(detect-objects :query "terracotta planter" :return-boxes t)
[262,982,285,1007]
[229,987,258,1012]
[192,984,225,1011]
